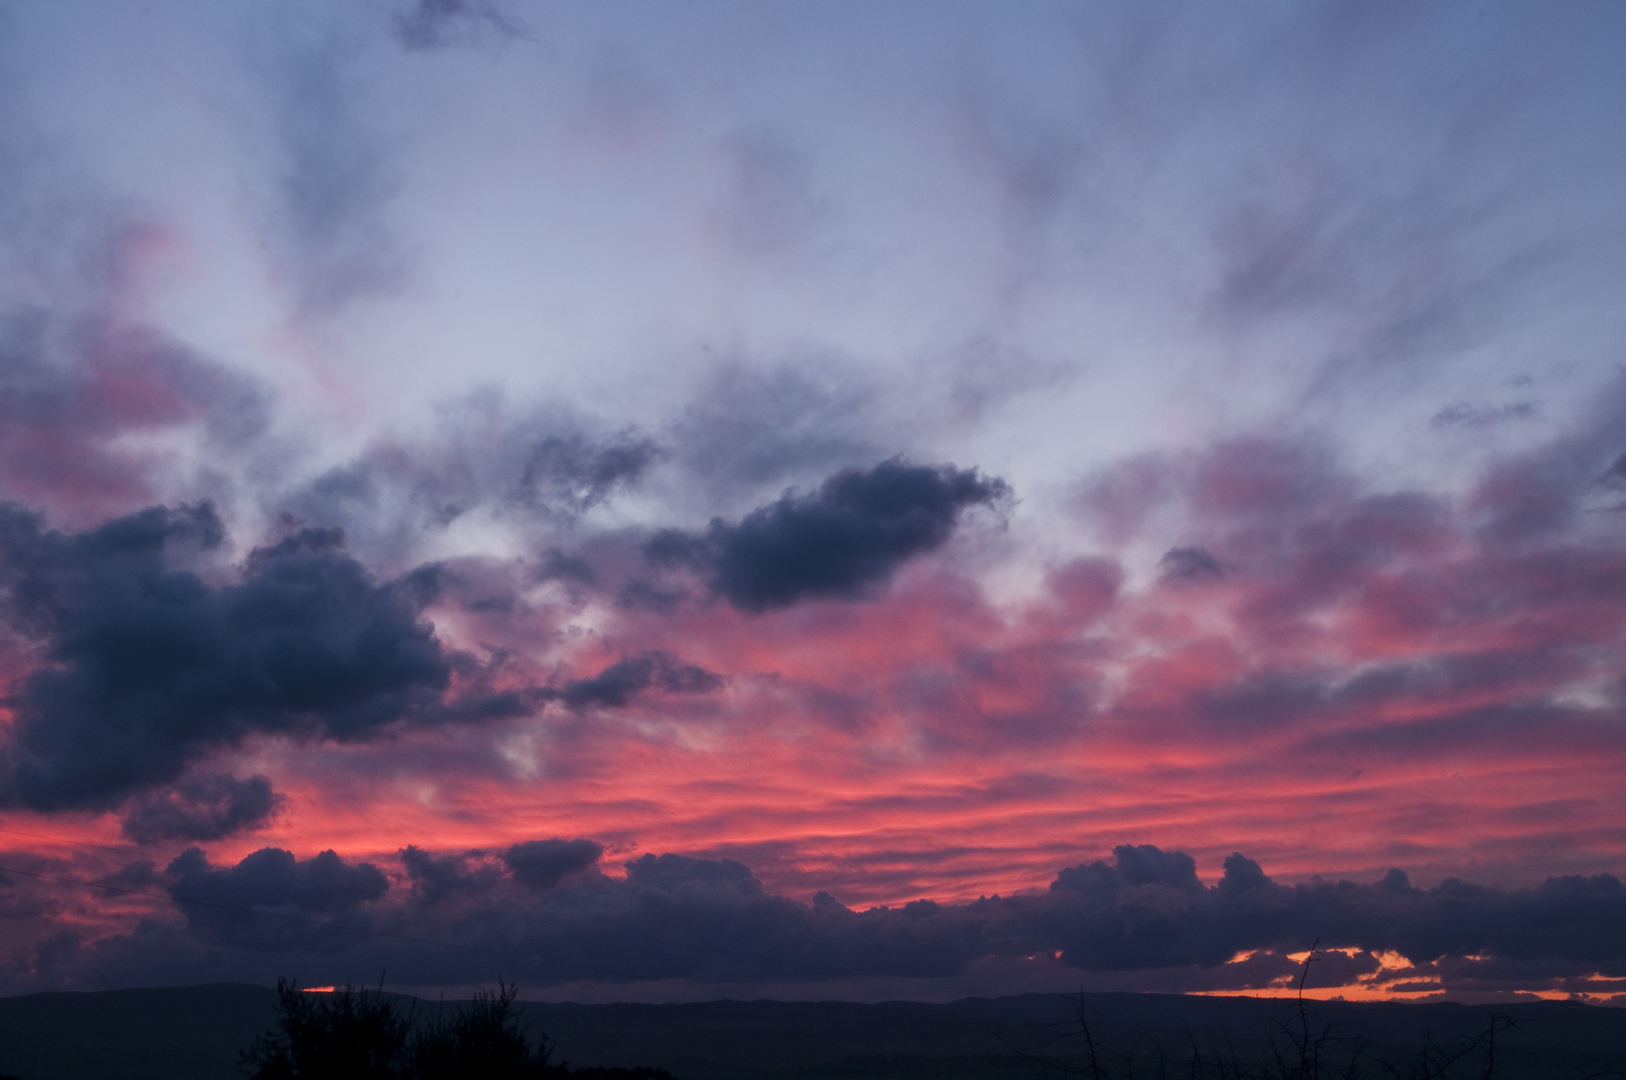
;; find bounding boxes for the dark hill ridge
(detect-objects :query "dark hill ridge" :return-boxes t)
[0,983,276,1080]
[0,984,1622,1080]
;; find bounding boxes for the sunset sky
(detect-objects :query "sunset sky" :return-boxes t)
[2,0,1625,1005]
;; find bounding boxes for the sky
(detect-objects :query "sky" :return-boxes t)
[1,0,1625,1006]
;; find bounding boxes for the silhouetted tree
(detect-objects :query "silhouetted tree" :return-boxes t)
[242,978,676,1080]
[243,978,413,1080]
[410,981,556,1080]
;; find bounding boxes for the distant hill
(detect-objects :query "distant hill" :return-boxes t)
[0,985,1622,1080]
[0,983,277,1080]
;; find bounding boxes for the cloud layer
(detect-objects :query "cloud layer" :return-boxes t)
[9,841,1623,1002]
[0,1,1623,1004]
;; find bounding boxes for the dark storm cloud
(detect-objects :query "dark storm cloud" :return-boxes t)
[648,460,1011,612]
[0,499,734,817]
[400,845,500,902]
[0,507,454,811]
[15,842,1626,995]
[120,773,285,844]
[1092,844,1201,891]
[624,853,757,893]
[393,0,523,52]
[166,846,389,951]
[503,839,604,890]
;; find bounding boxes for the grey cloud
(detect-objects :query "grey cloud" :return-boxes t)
[575,47,666,149]
[513,432,663,518]
[613,577,692,614]
[255,23,404,316]
[1430,401,1540,430]
[1208,172,1364,325]
[1157,546,1223,583]
[120,773,286,844]
[1468,381,1626,542]
[0,311,268,526]
[393,0,522,52]
[1600,451,1626,488]
[556,652,723,711]
[647,460,1011,612]
[670,362,882,493]
[948,59,1091,271]
[281,411,663,566]
[536,548,595,585]
[709,131,827,258]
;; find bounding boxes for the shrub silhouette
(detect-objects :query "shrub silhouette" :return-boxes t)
[1002,953,1528,1080]
[243,979,676,1080]
[410,982,556,1080]
[1009,998,1522,1080]
[244,978,412,1080]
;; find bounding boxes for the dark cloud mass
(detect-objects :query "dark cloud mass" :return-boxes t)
[120,773,285,844]
[0,499,732,820]
[0,507,453,811]
[624,853,759,894]
[22,842,1626,997]
[503,838,605,890]
[166,847,389,951]
[400,845,500,902]
[649,460,1011,611]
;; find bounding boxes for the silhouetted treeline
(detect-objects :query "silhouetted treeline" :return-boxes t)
[234,973,1619,1080]
[242,980,676,1080]
[1005,992,1539,1079]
